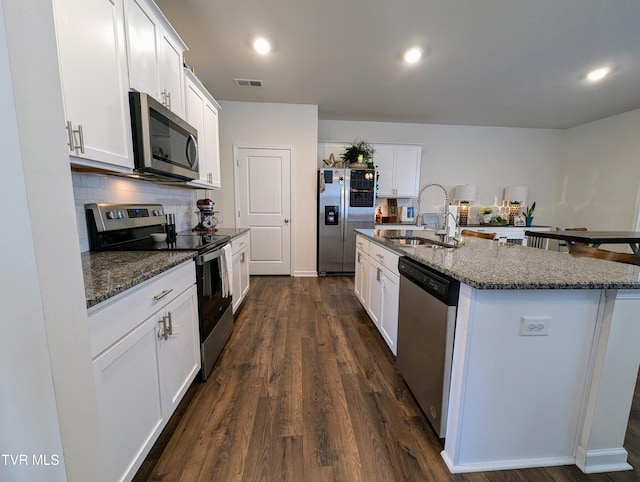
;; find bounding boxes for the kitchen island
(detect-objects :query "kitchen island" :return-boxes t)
[356,228,640,475]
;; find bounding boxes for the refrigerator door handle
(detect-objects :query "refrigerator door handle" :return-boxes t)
[342,174,349,242]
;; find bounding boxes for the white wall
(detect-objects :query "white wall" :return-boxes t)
[1,1,106,480]
[216,101,318,276]
[319,120,563,225]
[554,108,640,235]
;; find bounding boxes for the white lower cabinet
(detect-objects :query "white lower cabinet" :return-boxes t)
[355,248,369,306]
[354,235,400,355]
[367,258,400,355]
[93,316,163,482]
[354,235,370,307]
[232,232,250,313]
[156,286,200,416]
[89,262,199,482]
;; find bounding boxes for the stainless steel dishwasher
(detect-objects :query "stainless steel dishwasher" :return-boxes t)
[396,257,460,438]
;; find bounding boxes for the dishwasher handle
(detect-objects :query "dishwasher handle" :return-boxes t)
[398,257,459,306]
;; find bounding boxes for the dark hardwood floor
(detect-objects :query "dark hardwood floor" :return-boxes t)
[136,276,640,482]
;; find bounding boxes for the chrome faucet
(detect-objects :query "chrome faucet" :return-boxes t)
[416,183,451,242]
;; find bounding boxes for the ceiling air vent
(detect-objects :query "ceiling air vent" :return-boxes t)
[234,78,264,88]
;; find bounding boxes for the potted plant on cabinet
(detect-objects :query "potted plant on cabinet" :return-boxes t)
[523,201,536,227]
[341,138,375,168]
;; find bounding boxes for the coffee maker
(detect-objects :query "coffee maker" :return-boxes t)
[193,198,220,232]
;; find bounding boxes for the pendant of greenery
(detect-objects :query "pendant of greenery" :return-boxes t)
[341,138,375,165]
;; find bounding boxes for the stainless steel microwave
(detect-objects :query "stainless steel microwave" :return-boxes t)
[129,91,199,181]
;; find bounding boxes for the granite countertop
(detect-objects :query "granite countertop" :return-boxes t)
[82,251,197,309]
[214,227,249,239]
[357,228,640,290]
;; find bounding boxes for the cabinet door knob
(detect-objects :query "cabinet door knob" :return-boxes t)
[284,219,289,224]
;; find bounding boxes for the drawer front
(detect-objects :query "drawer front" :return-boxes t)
[232,232,250,255]
[356,235,370,254]
[369,242,399,276]
[88,261,196,358]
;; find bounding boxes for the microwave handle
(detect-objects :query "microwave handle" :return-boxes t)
[186,134,198,169]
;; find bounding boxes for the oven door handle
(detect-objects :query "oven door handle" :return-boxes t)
[195,247,225,265]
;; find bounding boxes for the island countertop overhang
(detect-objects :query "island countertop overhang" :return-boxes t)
[356,228,640,290]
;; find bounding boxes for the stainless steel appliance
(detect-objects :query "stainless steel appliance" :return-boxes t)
[193,198,221,232]
[317,168,376,274]
[396,257,460,438]
[129,92,199,181]
[85,203,232,380]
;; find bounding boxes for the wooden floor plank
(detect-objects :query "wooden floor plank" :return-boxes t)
[137,275,640,482]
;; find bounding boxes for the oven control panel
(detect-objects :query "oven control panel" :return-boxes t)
[86,203,166,232]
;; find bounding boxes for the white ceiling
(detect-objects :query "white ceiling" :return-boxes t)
[155,0,640,129]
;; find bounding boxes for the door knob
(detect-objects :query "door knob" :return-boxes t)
[284,219,290,223]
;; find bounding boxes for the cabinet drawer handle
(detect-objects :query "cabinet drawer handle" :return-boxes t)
[376,253,384,260]
[153,288,173,301]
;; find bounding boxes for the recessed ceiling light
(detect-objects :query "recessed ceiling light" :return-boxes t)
[253,37,271,55]
[587,67,610,82]
[403,47,423,64]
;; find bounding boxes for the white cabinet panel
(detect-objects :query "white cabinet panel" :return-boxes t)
[157,285,199,416]
[367,258,400,355]
[355,248,369,307]
[125,0,186,115]
[158,29,185,117]
[373,144,422,198]
[53,0,133,170]
[184,70,222,189]
[373,146,396,197]
[93,316,163,482]
[232,232,251,313]
[124,0,158,97]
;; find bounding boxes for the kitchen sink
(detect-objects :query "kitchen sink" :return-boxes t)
[387,236,458,249]
[396,238,429,245]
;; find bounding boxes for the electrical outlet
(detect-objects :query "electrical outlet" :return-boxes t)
[519,317,549,336]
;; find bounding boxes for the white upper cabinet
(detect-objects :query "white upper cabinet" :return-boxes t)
[184,70,221,189]
[373,144,422,198]
[124,0,186,118]
[317,142,422,198]
[53,0,134,171]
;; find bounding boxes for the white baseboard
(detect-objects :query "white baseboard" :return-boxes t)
[441,450,574,474]
[575,445,632,473]
[293,270,317,277]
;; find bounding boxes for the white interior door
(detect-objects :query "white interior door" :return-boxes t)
[235,147,291,275]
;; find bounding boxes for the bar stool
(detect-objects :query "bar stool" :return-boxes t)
[557,227,588,251]
[569,244,640,267]
[460,230,497,240]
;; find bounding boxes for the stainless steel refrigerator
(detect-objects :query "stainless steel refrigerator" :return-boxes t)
[317,168,376,274]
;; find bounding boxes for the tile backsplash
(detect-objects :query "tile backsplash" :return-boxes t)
[72,172,200,252]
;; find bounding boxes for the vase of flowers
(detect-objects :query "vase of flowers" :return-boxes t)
[478,206,493,224]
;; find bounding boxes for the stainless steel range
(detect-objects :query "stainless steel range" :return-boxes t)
[85,203,233,380]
